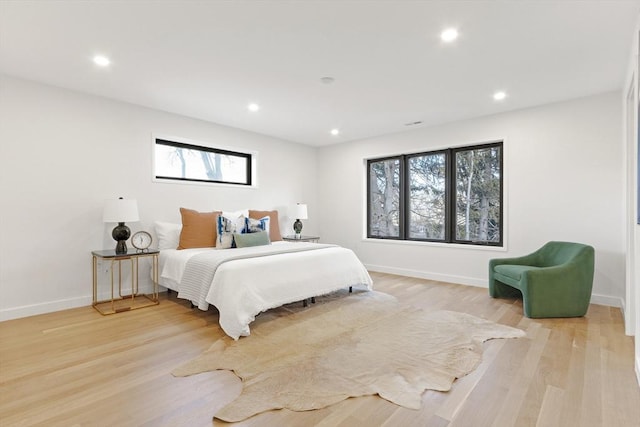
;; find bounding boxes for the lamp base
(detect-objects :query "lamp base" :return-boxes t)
[293,219,303,236]
[112,222,131,254]
[115,240,128,254]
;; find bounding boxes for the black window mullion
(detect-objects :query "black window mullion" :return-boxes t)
[498,145,504,246]
[246,155,252,186]
[445,148,454,243]
[366,159,373,237]
[400,155,407,239]
[156,138,250,160]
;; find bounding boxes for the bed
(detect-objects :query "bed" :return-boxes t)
[157,241,373,339]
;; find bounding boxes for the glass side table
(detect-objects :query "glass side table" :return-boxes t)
[92,249,159,315]
[282,235,320,243]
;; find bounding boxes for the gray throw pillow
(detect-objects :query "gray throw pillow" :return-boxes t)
[233,231,271,248]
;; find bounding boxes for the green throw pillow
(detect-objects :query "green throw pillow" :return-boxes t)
[233,231,271,248]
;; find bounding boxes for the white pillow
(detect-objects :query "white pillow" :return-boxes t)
[222,210,248,234]
[223,209,249,218]
[154,221,182,250]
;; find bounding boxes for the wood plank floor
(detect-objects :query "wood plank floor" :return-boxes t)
[1,272,638,426]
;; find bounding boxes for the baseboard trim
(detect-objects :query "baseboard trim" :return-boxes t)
[364,264,623,308]
[0,296,92,322]
[364,264,486,288]
[590,294,623,308]
[0,284,162,322]
[2,269,625,320]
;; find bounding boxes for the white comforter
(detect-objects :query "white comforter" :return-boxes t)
[158,242,373,339]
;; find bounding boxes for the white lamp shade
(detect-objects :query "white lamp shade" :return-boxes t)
[103,198,139,223]
[294,203,308,220]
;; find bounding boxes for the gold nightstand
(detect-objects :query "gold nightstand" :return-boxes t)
[92,249,159,315]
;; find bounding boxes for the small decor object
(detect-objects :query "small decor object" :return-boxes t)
[292,203,308,238]
[131,231,152,253]
[103,197,139,254]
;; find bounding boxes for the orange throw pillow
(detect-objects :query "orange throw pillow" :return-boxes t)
[249,210,282,241]
[177,208,221,249]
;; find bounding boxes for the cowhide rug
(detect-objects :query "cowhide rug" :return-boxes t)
[172,290,525,422]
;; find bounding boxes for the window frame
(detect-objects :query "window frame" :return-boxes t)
[367,141,503,247]
[450,142,504,246]
[153,137,254,187]
[404,149,449,243]
[366,155,404,240]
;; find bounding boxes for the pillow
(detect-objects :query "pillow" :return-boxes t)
[249,210,282,241]
[177,208,221,250]
[216,213,247,249]
[245,216,270,236]
[233,231,271,248]
[154,221,182,250]
[224,209,249,218]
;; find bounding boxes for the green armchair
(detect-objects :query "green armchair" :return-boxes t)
[489,241,595,318]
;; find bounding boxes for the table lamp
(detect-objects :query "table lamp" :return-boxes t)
[293,203,308,238]
[103,197,139,254]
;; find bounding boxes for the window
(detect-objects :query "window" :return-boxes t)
[154,138,252,186]
[407,151,446,240]
[367,142,503,246]
[368,157,401,238]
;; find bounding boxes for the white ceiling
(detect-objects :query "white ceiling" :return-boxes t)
[1,1,638,146]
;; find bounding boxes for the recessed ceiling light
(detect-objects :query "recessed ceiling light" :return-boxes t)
[248,103,260,112]
[330,129,340,136]
[440,28,458,43]
[493,91,507,101]
[93,55,110,67]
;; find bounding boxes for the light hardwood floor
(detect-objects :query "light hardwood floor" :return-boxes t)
[1,272,639,426]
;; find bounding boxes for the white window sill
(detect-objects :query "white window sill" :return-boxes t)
[361,237,507,252]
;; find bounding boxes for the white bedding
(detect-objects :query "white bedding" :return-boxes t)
[158,242,373,339]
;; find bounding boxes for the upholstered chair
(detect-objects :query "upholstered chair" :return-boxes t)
[489,241,595,318]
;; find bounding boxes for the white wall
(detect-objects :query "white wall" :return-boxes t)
[317,92,624,307]
[622,15,640,386]
[0,74,318,320]
[0,74,628,329]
